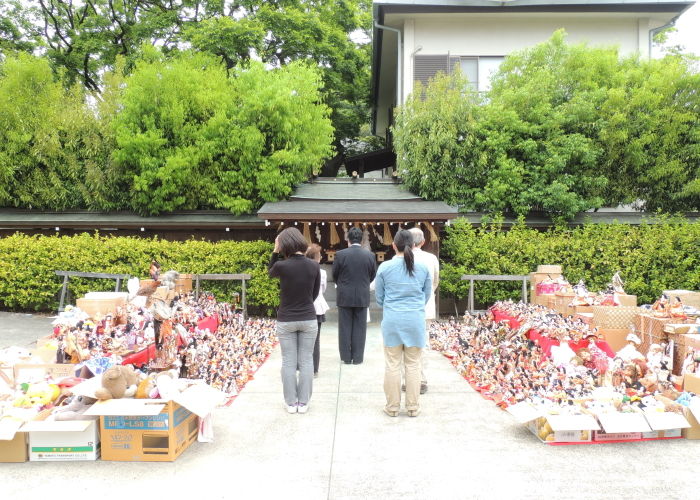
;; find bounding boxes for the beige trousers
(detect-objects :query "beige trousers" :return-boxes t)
[384,345,422,413]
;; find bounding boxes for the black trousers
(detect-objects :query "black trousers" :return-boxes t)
[338,306,367,364]
[313,318,322,374]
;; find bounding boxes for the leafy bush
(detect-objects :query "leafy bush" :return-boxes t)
[0,233,279,314]
[441,217,700,307]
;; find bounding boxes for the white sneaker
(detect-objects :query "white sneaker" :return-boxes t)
[297,403,309,414]
[287,404,297,414]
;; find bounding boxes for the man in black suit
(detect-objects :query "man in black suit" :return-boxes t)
[332,227,376,364]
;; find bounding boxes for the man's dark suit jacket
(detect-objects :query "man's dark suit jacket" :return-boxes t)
[332,245,377,308]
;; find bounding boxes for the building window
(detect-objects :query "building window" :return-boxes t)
[413,55,504,92]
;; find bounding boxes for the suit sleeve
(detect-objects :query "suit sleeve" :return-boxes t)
[332,254,340,282]
[368,253,377,282]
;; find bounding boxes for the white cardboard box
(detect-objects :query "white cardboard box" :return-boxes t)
[507,402,599,443]
[641,411,690,439]
[23,419,99,461]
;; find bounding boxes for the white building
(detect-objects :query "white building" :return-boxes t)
[371,0,695,139]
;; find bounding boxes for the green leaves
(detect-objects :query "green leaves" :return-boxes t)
[441,218,700,306]
[393,30,700,220]
[108,52,333,215]
[0,233,279,313]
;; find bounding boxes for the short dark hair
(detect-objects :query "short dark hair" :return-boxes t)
[277,227,308,257]
[347,227,362,244]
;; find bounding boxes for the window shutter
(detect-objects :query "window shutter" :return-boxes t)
[413,55,449,88]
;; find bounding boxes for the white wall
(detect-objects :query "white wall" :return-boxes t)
[375,11,672,137]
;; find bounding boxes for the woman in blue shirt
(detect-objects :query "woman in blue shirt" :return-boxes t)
[375,229,431,417]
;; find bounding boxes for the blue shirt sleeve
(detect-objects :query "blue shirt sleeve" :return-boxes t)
[375,265,385,307]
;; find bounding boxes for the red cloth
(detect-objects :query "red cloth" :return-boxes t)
[491,309,521,329]
[197,315,219,332]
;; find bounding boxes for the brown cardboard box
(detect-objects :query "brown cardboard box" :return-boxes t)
[554,292,575,315]
[13,364,76,385]
[0,421,27,463]
[682,405,700,440]
[669,334,700,375]
[575,313,594,325]
[565,304,593,316]
[599,328,629,352]
[76,293,127,319]
[683,373,700,393]
[617,294,638,307]
[529,272,563,302]
[634,314,672,354]
[663,290,700,308]
[89,399,198,462]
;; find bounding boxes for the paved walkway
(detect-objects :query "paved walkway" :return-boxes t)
[1,315,698,499]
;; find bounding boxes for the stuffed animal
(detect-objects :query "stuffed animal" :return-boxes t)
[95,365,140,400]
[52,395,97,420]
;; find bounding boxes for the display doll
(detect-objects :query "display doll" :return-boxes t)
[617,333,645,362]
[651,294,670,318]
[669,296,687,320]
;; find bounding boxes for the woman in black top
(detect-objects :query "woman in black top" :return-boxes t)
[268,227,320,414]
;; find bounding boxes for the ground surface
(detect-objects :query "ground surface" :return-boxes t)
[0,312,697,499]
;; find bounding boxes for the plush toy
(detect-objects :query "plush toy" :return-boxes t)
[135,373,157,399]
[52,395,97,420]
[95,365,140,400]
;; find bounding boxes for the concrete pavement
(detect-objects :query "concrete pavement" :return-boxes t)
[1,314,699,499]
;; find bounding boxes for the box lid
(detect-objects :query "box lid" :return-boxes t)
[83,292,129,300]
[686,401,700,421]
[84,399,166,416]
[172,383,227,418]
[546,414,600,432]
[21,420,93,432]
[14,363,76,384]
[0,420,23,440]
[598,412,652,433]
[505,402,543,423]
[643,411,690,430]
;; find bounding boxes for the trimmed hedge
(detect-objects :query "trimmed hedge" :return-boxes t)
[441,218,700,307]
[0,233,278,314]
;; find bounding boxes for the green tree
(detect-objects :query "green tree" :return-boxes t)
[0,53,103,210]
[0,0,41,54]
[110,49,333,215]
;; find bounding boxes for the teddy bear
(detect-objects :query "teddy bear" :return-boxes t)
[94,365,140,400]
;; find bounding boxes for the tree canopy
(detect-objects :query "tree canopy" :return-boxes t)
[393,31,700,220]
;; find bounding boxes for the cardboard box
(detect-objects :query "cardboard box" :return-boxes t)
[598,328,629,352]
[507,402,599,444]
[565,304,593,316]
[669,334,700,375]
[641,412,689,439]
[593,431,643,442]
[530,272,564,302]
[617,294,638,307]
[665,324,700,335]
[594,412,650,441]
[553,292,575,315]
[77,293,127,319]
[23,419,99,461]
[88,399,198,462]
[0,421,27,463]
[663,290,700,308]
[684,373,700,393]
[13,363,76,386]
[682,405,700,440]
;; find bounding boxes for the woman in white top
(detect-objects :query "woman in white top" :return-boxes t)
[306,244,330,376]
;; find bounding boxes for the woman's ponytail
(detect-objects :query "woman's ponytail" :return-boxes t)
[394,229,415,276]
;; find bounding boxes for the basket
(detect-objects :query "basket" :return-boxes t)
[536,265,562,274]
[592,306,640,329]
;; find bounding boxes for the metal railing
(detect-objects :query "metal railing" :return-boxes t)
[193,273,252,319]
[460,274,529,313]
[55,271,131,312]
